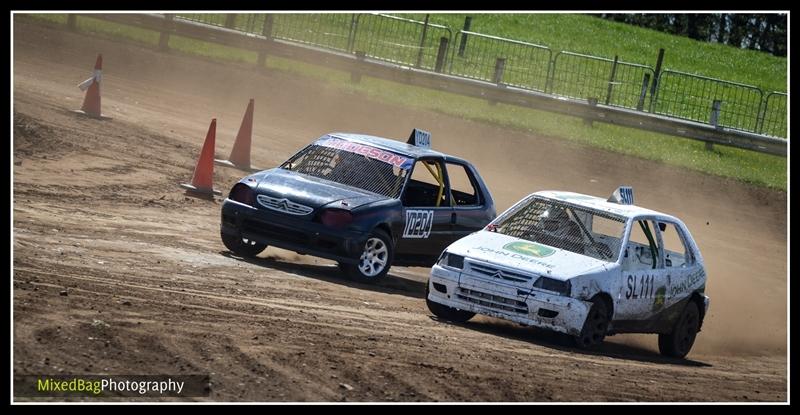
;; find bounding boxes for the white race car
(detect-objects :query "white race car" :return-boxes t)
[426,187,710,358]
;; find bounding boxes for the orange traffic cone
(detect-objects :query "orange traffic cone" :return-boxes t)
[74,54,111,119]
[215,98,260,172]
[180,119,222,197]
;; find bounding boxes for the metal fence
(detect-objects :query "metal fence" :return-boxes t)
[272,14,356,53]
[652,70,764,133]
[176,13,264,33]
[173,13,786,139]
[550,52,655,110]
[447,31,552,92]
[759,92,788,138]
[351,14,452,70]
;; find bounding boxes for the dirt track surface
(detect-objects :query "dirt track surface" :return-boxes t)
[13,19,787,402]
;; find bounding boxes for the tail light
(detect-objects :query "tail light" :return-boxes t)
[320,209,353,229]
[229,183,255,207]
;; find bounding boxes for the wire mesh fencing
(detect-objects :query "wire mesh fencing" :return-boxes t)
[549,52,655,110]
[272,14,357,53]
[172,13,786,139]
[351,14,452,70]
[447,31,552,92]
[651,70,764,133]
[759,92,788,138]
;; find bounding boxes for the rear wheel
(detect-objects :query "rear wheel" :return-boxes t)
[221,233,267,257]
[341,229,393,283]
[658,301,700,358]
[425,282,475,323]
[573,298,609,349]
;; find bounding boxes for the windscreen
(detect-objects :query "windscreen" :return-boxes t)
[281,137,411,198]
[493,196,627,262]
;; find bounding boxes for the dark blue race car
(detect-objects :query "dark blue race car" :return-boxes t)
[220,129,496,283]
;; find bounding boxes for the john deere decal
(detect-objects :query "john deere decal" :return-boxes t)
[503,241,555,258]
[652,286,667,312]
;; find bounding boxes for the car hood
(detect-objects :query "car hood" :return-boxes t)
[447,230,612,281]
[255,168,386,210]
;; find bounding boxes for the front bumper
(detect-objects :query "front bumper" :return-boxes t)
[427,264,592,336]
[220,199,368,264]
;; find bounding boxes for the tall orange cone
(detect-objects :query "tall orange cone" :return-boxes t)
[74,54,111,119]
[215,98,260,172]
[180,119,222,197]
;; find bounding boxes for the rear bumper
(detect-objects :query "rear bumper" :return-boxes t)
[427,264,591,336]
[220,199,368,264]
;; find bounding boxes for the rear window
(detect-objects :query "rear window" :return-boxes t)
[281,137,411,198]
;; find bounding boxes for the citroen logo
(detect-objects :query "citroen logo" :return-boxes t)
[492,270,503,279]
[256,195,313,215]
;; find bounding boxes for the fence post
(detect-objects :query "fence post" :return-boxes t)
[225,14,238,29]
[545,53,557,94]
[637,73,651,111]
[649,48,665,111]
[67,14,77,31]
[257,14,274,68]
[158,14,174,52]
[585,97,598,127]
[351,51,366,83]
[493,57,506,85]
[486,57,506,106]
[416,14,431,69]
[458,16,472,57]
[756,96,767,134]
[605,55,619,106]
[707,99,723,151]
[347,14,358,53]
[434,37,449,73]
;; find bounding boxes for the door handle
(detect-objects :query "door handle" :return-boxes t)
[450,212,457,225]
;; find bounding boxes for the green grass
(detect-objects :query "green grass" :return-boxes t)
[399,13,787,93]
[15,13,787,191]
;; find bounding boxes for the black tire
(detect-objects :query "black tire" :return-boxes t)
[573,298,610,349]
[425,282,475,323]
[221,232,267,257]
[342,229,393,284]
[658,301,700,358]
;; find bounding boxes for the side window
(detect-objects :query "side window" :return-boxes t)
[402,159,448,207]
[445,163,480,206]
[658,222,693,268]
[625,220,661,270]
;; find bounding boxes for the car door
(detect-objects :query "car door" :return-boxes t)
[615,217,671,320]
[444,161,490,244]
[656,220,702,311]
[395,157,454,258]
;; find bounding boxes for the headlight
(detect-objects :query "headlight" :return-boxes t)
[533,277,571,296]
[319,209,353,229]
[437,252,464,270]
[229,183,255,207]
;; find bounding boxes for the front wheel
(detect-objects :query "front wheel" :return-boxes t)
[658,301,700,358]
[573,298,609,349]
[221,233,267,257]
[341,229,393,283]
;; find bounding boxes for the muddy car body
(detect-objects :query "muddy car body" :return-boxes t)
[220,130,496,282]
[426,187,710,358]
